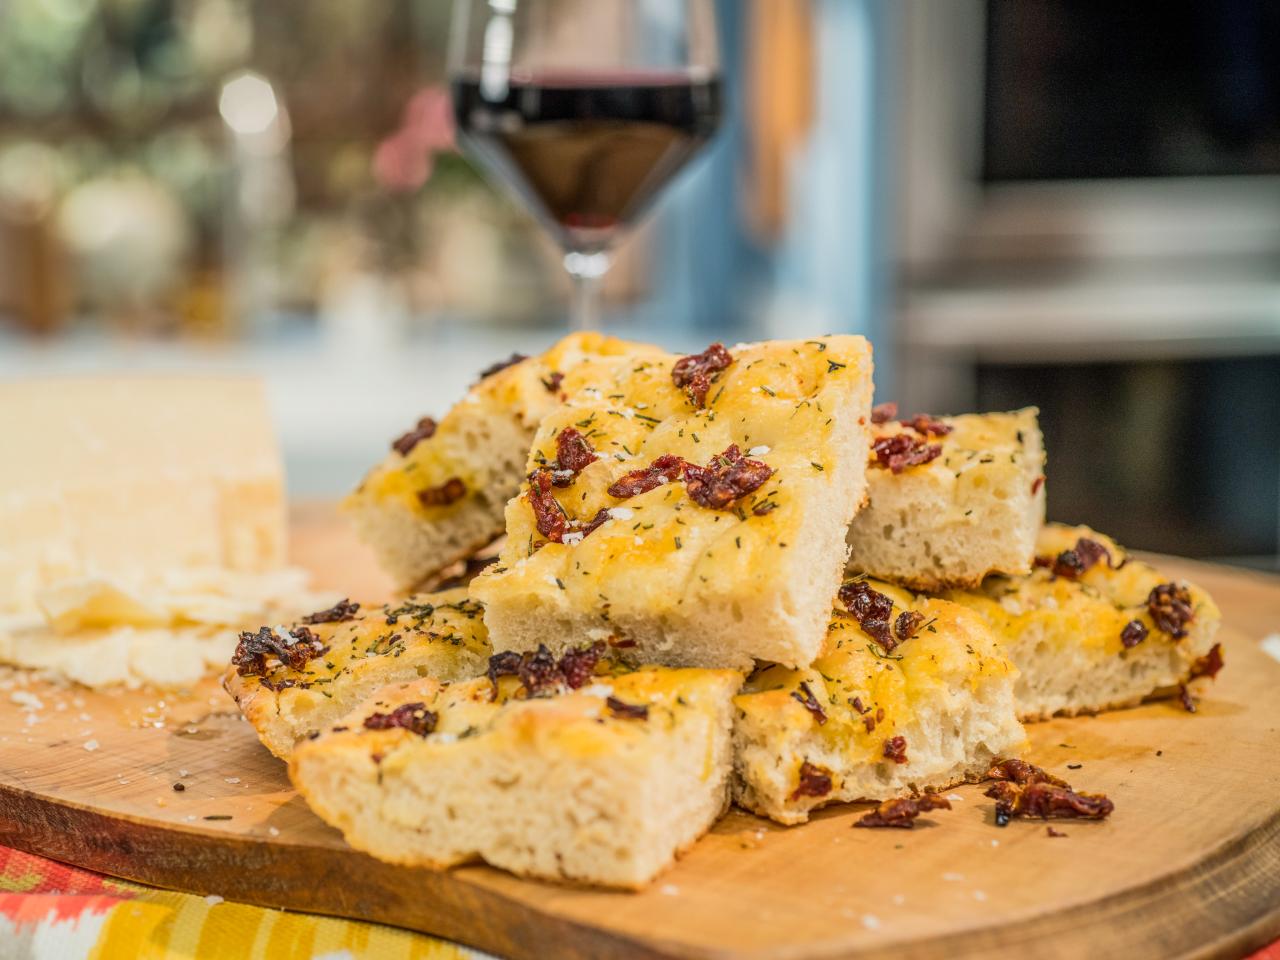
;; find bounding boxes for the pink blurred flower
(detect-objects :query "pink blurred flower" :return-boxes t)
[374,86,457,193]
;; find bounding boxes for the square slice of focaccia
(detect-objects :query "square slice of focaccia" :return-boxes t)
[470,337,875,670]
[733,579,1025,825]
[344,333,663,589]
[846,407,1046,591]
[289,653,743,889]
[223,588,489,759]
[943,523,1223,721]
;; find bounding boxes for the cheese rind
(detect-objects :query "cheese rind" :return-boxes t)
[471,336,875,671]
[732,580,1025,825]
[343,333,664,589]
[846,408,1045,590]
[290,663,743,888]
[943,523,1222,720]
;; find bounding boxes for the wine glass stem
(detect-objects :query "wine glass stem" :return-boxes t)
[564,250,611,332]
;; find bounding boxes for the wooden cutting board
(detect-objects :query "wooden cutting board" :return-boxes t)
[3,504,1280,960]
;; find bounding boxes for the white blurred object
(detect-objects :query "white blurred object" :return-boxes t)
[220,70,295,334]
[56,173,193,311]
[318,270,411,357]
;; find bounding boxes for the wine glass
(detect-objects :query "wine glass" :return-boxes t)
[448,0,723,330]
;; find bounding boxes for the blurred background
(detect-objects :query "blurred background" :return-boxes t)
[1,0,1278,568]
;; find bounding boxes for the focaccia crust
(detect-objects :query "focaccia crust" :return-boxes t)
[471,336,875,670]
[223,587,490,758]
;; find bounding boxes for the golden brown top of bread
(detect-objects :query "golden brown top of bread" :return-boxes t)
[222,587,488,701]
[735,578,1016,762]
[945,523,1221,656]
[471,336,873,629]
[345,333,661,520]
[297,654,742,765]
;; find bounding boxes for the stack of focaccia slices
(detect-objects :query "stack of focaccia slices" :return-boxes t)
[228,335,1223,889]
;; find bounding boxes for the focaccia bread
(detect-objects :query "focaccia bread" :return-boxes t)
[344,333,662,589]
[943,523,1223,721]
[223,589,490,759]
[846,407,1045,591]
[733,578,1024,825]
[470,337,875,670]
[290,650,742,888]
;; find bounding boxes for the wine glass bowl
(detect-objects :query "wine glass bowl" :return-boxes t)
[448,0,722,329]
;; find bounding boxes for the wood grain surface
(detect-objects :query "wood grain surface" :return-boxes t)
[2,504,1280,960]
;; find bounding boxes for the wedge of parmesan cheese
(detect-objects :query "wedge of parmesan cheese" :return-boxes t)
[0,377,287,619]
[0,376,328,688]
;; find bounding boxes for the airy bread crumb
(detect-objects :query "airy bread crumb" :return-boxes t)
[290,662,742,888]
[847,409,1045,590]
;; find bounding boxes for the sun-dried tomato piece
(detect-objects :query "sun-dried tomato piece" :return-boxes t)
[894,610,925,644]
[683,445,774,510]
[871,434,942,474]
[232,625,327,677]
[1189,642,1224,681]
[1039,537,1114,579]
[883,735,908,764]
[476,353,527,382]
[554,426,598,477]
[854,793,951,829]
[790,681,827,725]
[301,598,360,625]
[671,342,733,407]
[1148,582,1195,638]
[363,702,438,737]
[1031,475,1046,495]
[605,696,649,720]
[607,453,686,499]
[490,643,613,699]
[486,650,523,694]
[870,402,898,424]
[899,414,953,437]
[986,780,1113,826]
[1120,619,1148,649]
[559,641,605,689]
[838,580,896,649]
[392,417,437,456]
[790,761,833,800]
[986,758,1068,787]
[418,477,467,508]
[849,696,871,715]
[541,371,564,393]
[527,468,568,542]
[518,644,563,697]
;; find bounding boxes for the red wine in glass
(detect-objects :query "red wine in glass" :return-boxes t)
[451,71,723,255]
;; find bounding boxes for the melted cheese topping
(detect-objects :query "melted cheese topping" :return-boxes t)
[347,333,661,517]
[736,580,1014,765]
[471,336,873,622]
[336,663,741,765]
[944,523,1221,654]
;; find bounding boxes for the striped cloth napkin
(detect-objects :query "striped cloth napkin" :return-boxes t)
[0,846,491,960]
